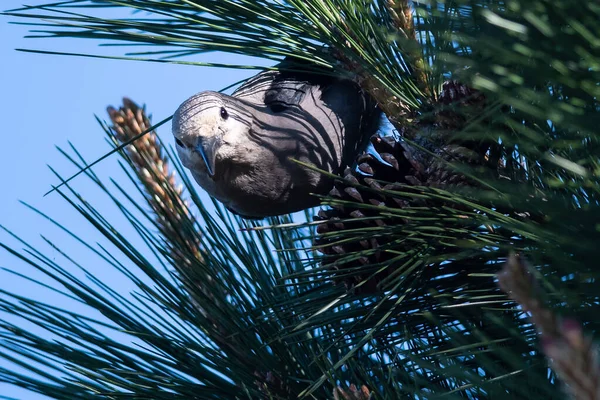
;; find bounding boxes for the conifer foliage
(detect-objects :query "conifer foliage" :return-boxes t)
[1,1,599,399]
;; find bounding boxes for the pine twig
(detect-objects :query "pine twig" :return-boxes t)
[386,0,429,96]
[333,384,371,400]
[387,0,415,39]
[107,98,201,261]
[325,2,417,134]
[497,254,600,400]
[332,1,429,136]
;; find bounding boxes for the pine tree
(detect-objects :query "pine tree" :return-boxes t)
[1,1,599,399]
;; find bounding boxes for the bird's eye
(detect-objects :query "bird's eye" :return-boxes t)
[175,138,185,147]
[220,107,229,120]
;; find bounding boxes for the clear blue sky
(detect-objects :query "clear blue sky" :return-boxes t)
[0,2,269,398]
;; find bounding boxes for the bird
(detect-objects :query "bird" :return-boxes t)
[172,57,381,218]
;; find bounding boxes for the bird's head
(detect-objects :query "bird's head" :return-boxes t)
[172,91,252,179]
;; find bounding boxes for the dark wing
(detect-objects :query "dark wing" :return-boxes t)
[233,56,382,167]
[318,79,382,165]
[232,57,335,112]
[232,69,280,106]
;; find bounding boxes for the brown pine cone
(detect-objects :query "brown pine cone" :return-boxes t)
[314,81,496,293]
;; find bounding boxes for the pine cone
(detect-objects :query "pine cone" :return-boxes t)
[314,135,420,293]
[314,81,494,293]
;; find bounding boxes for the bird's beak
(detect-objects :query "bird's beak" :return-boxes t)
[195,136,221,177]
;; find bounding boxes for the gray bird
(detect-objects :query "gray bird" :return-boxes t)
[172,58,381,218]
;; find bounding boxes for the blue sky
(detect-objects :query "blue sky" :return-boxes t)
[0,2,269,398]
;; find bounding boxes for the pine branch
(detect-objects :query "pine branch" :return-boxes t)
[333,384,371,400]
[106,99,208,298]
[107,98,201,264]
[498,254,600,400]
[386,0,429,97]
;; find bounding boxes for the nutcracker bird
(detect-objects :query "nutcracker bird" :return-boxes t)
[172,58,381,218]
